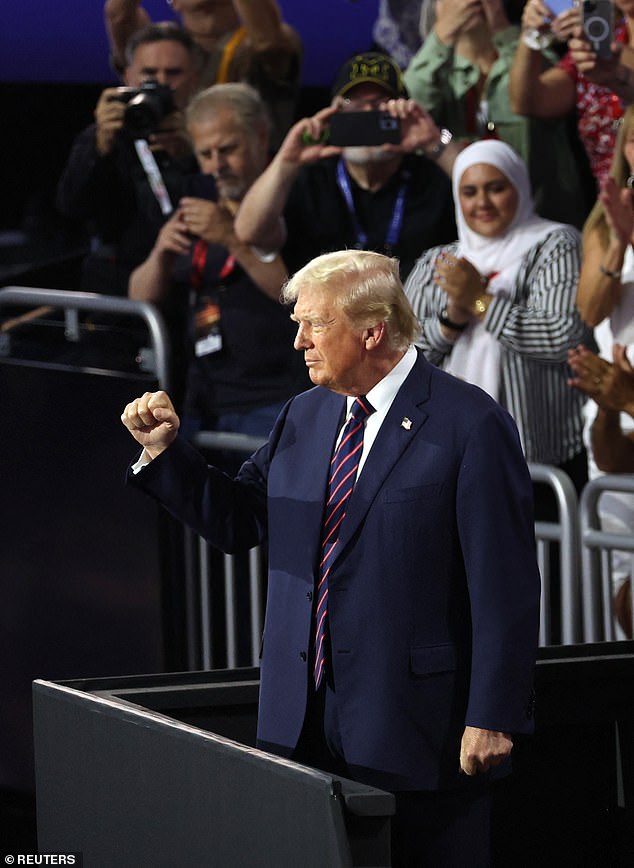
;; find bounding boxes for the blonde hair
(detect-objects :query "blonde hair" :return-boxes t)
[582,104,634,249]
[281,249,420,351]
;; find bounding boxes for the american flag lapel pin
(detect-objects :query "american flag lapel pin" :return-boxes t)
[401,417,412,430]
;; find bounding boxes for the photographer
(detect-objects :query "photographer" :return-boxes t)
[234,51,457,282]
[56,22,202,297]
[104,0,302,149]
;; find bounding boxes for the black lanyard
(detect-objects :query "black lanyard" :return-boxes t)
[336,157,409,253]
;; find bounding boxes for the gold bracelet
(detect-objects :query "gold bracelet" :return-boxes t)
[599,264,621,280]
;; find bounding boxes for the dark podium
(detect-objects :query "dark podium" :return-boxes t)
[33,642,634,867]
[33,669,394,868]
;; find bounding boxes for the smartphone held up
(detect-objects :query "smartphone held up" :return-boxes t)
[582,0,615,60]
[328,111,401,147]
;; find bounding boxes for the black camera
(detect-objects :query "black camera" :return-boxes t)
[114,80,176,139]
[582,0,614,60]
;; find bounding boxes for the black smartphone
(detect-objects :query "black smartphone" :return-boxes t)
[328,111,401,147]
[582,0,614,60]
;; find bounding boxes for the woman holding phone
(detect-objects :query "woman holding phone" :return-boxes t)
[510,0,634,187]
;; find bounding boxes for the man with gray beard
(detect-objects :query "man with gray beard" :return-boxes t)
[129,82,308,444]
[234,51,457,281]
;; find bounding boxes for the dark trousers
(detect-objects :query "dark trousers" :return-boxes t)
[390,787,491,868]
[292,680,492,868]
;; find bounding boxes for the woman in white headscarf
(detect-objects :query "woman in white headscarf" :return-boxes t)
[404,139,591,491]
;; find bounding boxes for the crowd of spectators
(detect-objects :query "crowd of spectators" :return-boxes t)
[27,0,634,632]
[8,5,634,857]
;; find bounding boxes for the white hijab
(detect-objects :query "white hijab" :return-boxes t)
[444,140,571,399]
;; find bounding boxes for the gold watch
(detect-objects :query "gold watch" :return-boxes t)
[472,296,490,317]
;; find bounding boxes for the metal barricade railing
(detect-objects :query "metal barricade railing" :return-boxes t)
[5,291,625,667]
[580,475,634,643]
[0,289,267,673]
[528,462,581,646]
[0,286,172,390]
[189,430,267,671]
[188,455,587,668]
[0,285,186,787]
[184,454,634,663]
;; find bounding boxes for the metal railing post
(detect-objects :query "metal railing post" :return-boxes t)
[580,475,634,642]
[0,287,171,391]
[529,463,581,645]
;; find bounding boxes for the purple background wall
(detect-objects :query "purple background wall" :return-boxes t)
[0,0,377,86]
[0,1,381,231]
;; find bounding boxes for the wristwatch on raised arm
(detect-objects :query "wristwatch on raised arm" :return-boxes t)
[426,128,453,160]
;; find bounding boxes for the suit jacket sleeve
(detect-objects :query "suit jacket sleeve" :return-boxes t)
[456,400,540,733]
[126,430,274,555]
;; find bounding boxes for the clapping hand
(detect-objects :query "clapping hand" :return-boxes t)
[568,343,634,412]
[434,252,485,317]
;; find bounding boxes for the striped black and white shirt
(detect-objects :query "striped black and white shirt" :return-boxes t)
[403,228,590,465]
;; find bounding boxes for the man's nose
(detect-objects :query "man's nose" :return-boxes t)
[294,324,310,349]
[207,152,229,177]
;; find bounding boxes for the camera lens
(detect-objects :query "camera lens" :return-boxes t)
[122,81,175,139]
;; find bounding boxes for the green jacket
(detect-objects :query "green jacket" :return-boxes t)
[403,27,594,228]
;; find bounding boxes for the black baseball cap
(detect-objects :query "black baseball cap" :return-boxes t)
[331,51,408,100]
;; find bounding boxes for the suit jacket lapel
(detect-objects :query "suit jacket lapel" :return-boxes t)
[298,390,347,571]
[334,353,432,558]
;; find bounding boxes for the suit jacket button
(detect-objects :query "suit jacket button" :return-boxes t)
[306,591,313,601]
[299,651,307,662]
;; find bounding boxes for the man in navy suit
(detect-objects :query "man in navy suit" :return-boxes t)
[122,249,540,866]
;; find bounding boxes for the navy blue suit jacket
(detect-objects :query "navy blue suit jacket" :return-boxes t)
[130,351,540,791]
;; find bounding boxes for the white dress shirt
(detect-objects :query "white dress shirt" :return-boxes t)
[342,343,417,478]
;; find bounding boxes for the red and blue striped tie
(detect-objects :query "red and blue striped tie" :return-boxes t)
[314,396,375,689]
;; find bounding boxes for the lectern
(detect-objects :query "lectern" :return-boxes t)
[34,644,634,866]
[33,669,394,868]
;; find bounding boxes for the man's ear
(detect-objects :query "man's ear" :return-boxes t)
[364,321,385,349]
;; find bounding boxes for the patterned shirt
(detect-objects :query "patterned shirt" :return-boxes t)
[403,229,590,465]
[558,21,628,185]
